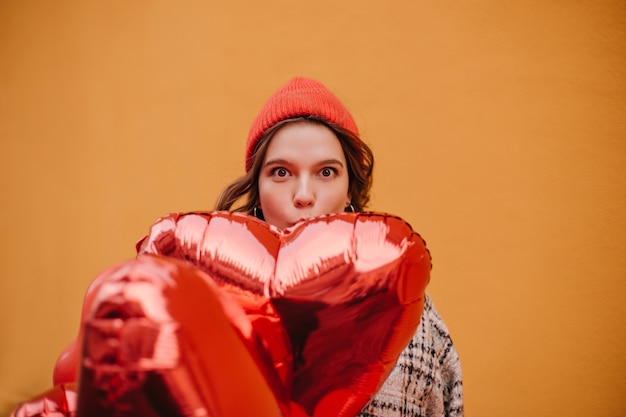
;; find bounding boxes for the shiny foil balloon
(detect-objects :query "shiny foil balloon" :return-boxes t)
[10,384,77,417]
[137,211,432,417]
[51,255,287,417]
[43,211,430,417]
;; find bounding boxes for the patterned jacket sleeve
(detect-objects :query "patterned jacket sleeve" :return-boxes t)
[358,294,464,417]
[437,309,464,416]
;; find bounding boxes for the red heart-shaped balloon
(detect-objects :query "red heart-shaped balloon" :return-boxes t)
[52,211,431,417]
[137,211,431,417]
[73,255,287,417]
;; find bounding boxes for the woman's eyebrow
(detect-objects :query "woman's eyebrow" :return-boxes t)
[315,159,345,167]
[263,158,291,167]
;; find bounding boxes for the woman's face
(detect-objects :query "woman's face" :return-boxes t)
[258,122,350,230]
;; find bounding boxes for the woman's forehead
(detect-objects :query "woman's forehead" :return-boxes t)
[264,122,345,164]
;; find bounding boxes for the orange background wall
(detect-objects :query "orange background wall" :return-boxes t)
[1,1,625,416]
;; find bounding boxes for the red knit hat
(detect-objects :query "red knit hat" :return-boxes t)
[245,77,360,172]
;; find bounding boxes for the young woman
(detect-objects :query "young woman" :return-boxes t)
[216,77,464,417]
[10,77,463,417]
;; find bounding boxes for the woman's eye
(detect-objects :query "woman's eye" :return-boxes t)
[320,167,337,177]
[272,167,289,177]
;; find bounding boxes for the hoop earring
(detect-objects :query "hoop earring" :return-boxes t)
[253,207,264,220]
[345,204,355,213]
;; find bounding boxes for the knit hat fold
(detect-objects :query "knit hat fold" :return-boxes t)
[245,77,359,171]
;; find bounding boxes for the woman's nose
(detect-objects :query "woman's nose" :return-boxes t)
[293,179,314,208]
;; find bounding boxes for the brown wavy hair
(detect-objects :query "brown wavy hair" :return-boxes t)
[214,117,374,215]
